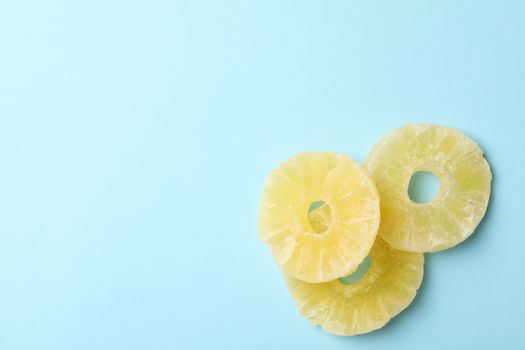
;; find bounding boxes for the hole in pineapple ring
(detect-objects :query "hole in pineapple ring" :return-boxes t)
[408,171,440,204]
[307,201,332,235]
[338,255,372,285]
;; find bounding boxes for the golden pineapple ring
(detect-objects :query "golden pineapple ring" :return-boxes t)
[258,152,380,283]
[365,124,492,253]
[286,237,424,336]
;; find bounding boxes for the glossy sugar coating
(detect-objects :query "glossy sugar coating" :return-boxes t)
[286,229,424,336]
[259,152,380,283]
[365,124,492,253]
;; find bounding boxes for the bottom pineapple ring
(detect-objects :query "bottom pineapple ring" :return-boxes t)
[285,237,424,336]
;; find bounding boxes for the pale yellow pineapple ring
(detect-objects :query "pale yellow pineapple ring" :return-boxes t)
[286,237,424,336]
[259,152,380,283]
[365,124,492,253]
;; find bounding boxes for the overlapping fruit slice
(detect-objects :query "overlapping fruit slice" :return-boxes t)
[286,206,424,336]
[259,152,380,283]
[365,124,492,252]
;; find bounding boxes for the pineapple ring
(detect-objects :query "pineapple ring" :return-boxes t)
[365,124,492,252]
[286,236,424,336]
[259,152,380,283]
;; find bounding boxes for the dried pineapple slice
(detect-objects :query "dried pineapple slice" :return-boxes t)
[286,230,424,336]
[259,152,380,283]
[365,124,492,252]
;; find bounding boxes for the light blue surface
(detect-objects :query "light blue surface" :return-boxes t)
[0,1,523,349]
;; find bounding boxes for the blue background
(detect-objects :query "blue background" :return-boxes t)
[0,1,523,349]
